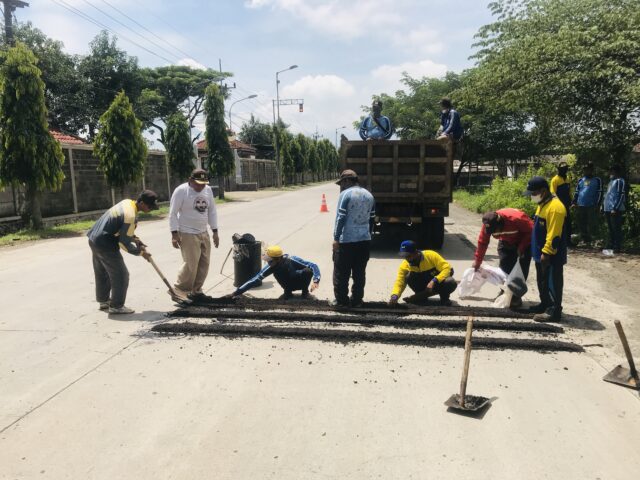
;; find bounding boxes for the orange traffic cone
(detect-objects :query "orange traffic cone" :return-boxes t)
[320,194,329,213]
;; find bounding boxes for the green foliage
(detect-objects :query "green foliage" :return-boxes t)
[165,112,194,180]
[294,134,308,174]
[94,91,147,189]
[238,114,273,146]
[204,84,234,178]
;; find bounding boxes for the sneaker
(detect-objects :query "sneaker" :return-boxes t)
[350,299,363,308]
[300,290,311,299]
[279,291,293,300]
[99,302,110,311]
[329,299,349,308]
[440,297,452,307]
[533,307,562,323]
[509,297,523,309]
[108,306,135,314]
[528,303,549,314]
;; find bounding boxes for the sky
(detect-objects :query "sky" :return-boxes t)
[21,0,495,147]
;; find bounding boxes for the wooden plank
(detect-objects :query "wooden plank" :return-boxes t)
[419,143,425,194]
[366,143,373,191]
[392,143,399,194]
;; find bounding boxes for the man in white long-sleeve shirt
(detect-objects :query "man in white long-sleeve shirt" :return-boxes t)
[169,168,220,299]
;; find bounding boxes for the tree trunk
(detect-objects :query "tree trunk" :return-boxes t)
[25,184,43,230]
[218,176,225,200]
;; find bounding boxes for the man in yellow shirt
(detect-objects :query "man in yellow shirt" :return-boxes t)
[388,240,457,306]
[524,176,567,322]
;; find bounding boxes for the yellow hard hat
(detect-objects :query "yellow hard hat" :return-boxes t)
[265,245,284,258]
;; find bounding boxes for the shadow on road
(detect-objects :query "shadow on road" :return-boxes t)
[108,310,167,322]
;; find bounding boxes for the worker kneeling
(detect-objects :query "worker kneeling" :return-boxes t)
[229,245,320,299]
[388,240,457,306]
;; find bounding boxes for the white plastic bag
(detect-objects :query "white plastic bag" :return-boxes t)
[493,289,513,308]
[458,265,508,299]
[505,260,528,298]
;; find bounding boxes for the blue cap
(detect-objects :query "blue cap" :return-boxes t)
[399,240,418,256]
[523,176,549,196]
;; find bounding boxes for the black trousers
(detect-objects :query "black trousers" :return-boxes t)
[535,260,563,313]
[497,241,531,299]
[278,268,313,294]
[605,212,624,250]
[576,206,597,243]
[333,241,370,304]
[89,240,129,308]
[407,271,457,300]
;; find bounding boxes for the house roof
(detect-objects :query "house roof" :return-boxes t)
[51,130,87,145]
[197,138,257,154]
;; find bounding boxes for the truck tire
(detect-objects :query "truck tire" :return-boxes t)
[420,217,445,250]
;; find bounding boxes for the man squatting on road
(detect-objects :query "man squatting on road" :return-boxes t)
[388,240,458,307]
[169,168,219,301]
[332,169,376,308]
[472,208,533,309]
[229,245,321,300]
[87,190,158,314]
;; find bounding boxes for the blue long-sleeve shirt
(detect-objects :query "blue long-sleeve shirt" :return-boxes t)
[234,255,321,295]
[604,177,626,212]
[573,176,602,207]
[334,186,376,243]
[440,108,463,140]
[359,115,392,140]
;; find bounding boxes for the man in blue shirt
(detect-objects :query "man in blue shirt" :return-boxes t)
[229,245,321,300]
[571,162,602,245]
[332,169,376,307]
[438,98,463,141]
[359,100,393,140]
[603,164,626,252]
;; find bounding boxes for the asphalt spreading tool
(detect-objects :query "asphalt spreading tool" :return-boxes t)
[146,255,191,305]
[603,320,639,390]
[445,316,491,412]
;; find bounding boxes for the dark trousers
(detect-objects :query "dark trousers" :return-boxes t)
[605,212,624,250]
[333,241,370,304]
[278,268,313,294]
[497,241,531,280]
[535,260,563,313]
[564,209,573,245]
[576,206,597,243]
[89,240,129,308]
[407,271,457,301]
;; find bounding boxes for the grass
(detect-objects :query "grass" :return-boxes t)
[0,198,232,248]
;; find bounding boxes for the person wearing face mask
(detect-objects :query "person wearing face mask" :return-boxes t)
[550,162,573,246]
[332,169,376,307]
[228,245,321,300]
[169,168,220,301]
[571,162,602,246]
[471,209,533,308]
[359,99,393,140]
[524,176,567,322]
[603,164,627,252]
[438,98,463,142]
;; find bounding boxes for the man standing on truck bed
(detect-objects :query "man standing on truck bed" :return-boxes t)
[359,99,393,140]
[332,169,376,307]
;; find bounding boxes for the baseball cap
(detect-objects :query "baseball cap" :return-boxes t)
[336,169,358,184]
[138,190,159,210]
[190,168,209,185]
[399,240,418,257]
[523,176,549,196]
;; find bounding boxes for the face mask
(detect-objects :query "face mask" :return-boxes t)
[531,194,543,204]
[441,109,448,114]
[610,175,615,180]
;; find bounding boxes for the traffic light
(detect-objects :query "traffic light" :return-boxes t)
[299,103,304,112]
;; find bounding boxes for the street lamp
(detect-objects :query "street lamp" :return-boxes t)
[335,125,347,148]
[274,64,298,188]
[229,94,257,133]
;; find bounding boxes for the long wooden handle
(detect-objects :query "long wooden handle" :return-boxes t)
[148,257,177,295]
[459,316,474,407]
[614,320,638,378]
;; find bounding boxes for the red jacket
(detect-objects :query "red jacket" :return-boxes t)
[474,208,533,263]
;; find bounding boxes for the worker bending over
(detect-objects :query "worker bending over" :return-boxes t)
[229,245,320,300]
[388,240,457,306]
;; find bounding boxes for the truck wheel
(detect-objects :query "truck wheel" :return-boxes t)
[420,217,445,250]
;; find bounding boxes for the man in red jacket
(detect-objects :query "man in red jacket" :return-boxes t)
[472,208,533,308]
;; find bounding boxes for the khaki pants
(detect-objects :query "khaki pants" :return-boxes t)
[175,232,211,294]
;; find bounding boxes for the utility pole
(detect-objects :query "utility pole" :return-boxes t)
[2,0,28,46]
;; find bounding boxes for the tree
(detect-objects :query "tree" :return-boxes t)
[79,31,143,139]
[470,0,640,167]
[94,91,147,193]
[0,43,65,229]
[204,83,234,198]
[238,114,273,146]
[282,133,297,185]
[307,140,320,181]
[165,112,195,180]
[294,133,309,181]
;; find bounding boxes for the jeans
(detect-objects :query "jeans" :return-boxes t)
[576,206,597,243]
[535,259,563,314]
[605,212,624,250]
[333,241,370,304]
[406,271,458,301]
[89,240,129,308]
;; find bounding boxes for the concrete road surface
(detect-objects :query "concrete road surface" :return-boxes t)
[1,183,639,479]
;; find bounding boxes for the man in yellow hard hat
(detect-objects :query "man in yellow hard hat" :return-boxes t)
[228,245,321,300]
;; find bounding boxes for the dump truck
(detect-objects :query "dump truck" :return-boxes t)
[340,138,454,249]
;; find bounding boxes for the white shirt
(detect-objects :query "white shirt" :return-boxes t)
[169,183,218,234]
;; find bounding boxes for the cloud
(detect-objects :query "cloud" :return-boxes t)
[371,59,448,93]
[393,29,445,56]
[244,0,403,39]
[177,58,206,70]
[281,74,356,98]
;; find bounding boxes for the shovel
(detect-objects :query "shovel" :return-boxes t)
[146,255,191,305]
[445,316,491,412]
[603,320,639,390]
